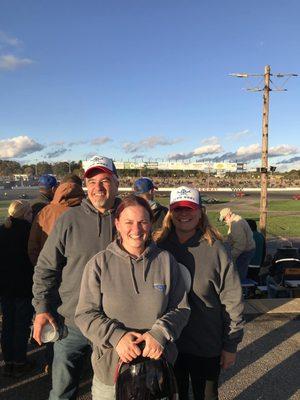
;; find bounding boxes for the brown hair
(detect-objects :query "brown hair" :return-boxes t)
[115,194,154,222]
[154,206,222,246]
[61,174,83,187]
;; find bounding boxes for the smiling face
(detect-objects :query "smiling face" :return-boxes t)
[171,206,201,239]
[115,205,152,257]
[85,170,118,213]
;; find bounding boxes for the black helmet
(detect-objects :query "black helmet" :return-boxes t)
[116,357,178,399]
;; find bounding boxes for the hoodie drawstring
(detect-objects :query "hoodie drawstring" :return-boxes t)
[129,259,139,295]
[97,213,102,237]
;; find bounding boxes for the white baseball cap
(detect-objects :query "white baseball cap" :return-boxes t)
[170,186,201,211]
[82,156,118,178]
[219,208,231,221]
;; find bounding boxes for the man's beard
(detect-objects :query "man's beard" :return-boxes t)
[93,197,109,209]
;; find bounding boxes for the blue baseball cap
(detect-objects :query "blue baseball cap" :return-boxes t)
[38,174,58,189]
[134,177,158,194]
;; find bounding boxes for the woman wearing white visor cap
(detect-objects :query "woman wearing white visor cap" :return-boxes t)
[154,186,244,400]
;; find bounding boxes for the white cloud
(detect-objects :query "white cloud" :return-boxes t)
[0,31,21,47]
[194,144,223,156]
[0,135,44,158]
[123,135,183,153]
[91,136,113,145]
[0,54,33,71]
[236,143,261,157]
[168,143,222,161]
[201,136,219,145]
[169,143,300,164]
[168,151,195,160]
[269,144,298,157]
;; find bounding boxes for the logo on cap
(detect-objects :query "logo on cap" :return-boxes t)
[83,155,118,178]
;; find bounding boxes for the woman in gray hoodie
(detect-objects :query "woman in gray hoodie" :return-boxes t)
[155,186,244,400]
[75,195,190,399]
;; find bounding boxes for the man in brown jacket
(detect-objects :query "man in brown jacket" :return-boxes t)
[28,181,85,266]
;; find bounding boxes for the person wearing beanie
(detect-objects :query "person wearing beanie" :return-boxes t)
[31,174,58,219]
[0,200,34,378]
[155,187,244,400]
[134,177,168,232]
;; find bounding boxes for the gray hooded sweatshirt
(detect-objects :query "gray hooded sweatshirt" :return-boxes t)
[159,229,244,357]
[32,197,120,327]
[75,240,190,386]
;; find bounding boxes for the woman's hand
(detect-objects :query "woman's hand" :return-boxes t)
[115,332,142,363]
[220,350,236,370]
[140,332,163,360]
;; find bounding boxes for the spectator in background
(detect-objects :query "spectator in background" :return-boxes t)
[246,219,266,282]
[31,174,58,219]
[60,174,83,187]
[28,180,85,266]
[219,208,256,281]
[0,200,34,378]
[134,177,168,231]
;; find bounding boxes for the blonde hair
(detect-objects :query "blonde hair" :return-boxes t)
[4,200,31,228]
[154,206,223,246]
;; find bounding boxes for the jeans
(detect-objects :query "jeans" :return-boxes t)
[92,376,115,400]
[174,353,221,400]
[0,296,34,364]
[49,325,90,400]
[235,248,256,281]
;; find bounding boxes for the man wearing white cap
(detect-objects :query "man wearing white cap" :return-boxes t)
[32,156,120,400]
[219,207,255,281]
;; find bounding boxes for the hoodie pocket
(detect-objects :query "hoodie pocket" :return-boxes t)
[92,346,120,386]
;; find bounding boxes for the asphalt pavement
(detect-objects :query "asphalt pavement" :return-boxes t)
[1,311,300,400]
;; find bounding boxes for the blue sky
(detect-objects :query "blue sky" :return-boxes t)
[0,0,299,170]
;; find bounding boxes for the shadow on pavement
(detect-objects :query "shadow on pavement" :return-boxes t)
[232,351,300,400]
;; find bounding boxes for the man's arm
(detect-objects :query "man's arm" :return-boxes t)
[228,221,247,260]
[32,218,67,344]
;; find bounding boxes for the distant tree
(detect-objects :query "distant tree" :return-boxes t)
[52,162,70,178]
[36,162,53,175]
[0,160,22,176]
[23,165,35,176]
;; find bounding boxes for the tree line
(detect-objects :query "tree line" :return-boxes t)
[0,159,299,180]
[0,160,82,179]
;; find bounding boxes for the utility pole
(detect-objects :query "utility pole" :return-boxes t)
[260,65,271,237]
[230,66,297,238]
